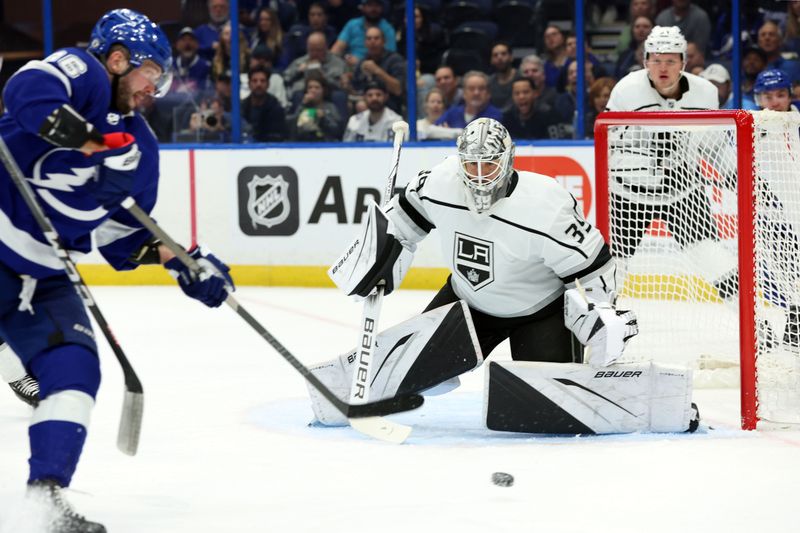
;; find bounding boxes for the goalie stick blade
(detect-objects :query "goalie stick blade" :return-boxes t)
[117,390,143,456]
[343,393,424,418]
[348,416,412,444]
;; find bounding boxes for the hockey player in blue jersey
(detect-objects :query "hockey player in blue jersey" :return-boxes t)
[0,9,234,532]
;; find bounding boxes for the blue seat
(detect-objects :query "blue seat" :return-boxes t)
[449,21,498,52]
[494,0,535,46]
[443,0,492,30]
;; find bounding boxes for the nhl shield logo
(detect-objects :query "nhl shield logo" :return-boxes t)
[238,166,299,236]
[454,232,494,290]
[247,174,291,228]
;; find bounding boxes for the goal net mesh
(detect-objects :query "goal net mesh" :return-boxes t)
[602,111,800,424]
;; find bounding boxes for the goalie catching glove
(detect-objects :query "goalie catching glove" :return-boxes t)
[564,287,638,367]
[328,201,413,298]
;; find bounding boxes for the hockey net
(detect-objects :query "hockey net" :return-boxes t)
[594,110,800,430]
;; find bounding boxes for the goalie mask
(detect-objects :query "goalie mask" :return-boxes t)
[456,118,515,213]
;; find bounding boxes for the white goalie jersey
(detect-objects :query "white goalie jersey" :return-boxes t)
[386,156,614,318]
[605,69,722,205]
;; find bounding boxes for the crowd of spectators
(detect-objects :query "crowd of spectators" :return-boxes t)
[129,0,800,143]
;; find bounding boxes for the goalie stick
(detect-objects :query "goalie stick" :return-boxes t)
[0,136,143,456]
[347,121,410,435]
[120,197,423,443]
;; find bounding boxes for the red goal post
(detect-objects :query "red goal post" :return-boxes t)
[592,110,797,430]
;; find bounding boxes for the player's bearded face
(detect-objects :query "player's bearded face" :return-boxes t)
[645,53,683,95]
[117,61,162,113]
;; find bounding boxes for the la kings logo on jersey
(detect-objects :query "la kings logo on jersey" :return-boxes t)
[237,166,299,236]
[454,233,494,290]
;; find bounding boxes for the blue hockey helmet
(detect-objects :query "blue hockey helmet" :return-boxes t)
[754,69,791,94]
[88,9,173,96]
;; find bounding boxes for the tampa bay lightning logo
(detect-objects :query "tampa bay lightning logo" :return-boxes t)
[29,148,107,221]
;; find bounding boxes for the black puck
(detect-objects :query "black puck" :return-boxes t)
[491,472,514,487]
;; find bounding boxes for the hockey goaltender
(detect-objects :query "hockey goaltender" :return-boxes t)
[310,118,699,435]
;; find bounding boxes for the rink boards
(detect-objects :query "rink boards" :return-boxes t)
[78,142,596,287]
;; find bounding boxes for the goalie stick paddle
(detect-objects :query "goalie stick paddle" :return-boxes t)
[346,121,411,441]
[349,121,409,405]
[0,136,143,456]
[121,198,423,443]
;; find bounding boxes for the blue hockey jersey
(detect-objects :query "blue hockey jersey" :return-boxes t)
[0,48,159,278]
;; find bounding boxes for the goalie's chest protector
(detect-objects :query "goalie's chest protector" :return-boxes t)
[416,159,605,318]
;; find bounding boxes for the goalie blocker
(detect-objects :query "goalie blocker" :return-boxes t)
[308,301,483,425]
[485,361,699,434]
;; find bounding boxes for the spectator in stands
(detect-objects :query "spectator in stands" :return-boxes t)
[325,0,361,33]
[213,71,234,112]
[307,2,338,45]
[685,41,705,75]
[343,79,402,141]
[580,77,616,139]
[655,0,710,53]
[754,68,800,112]
[250,8,285,69]
[287,71,344,141]
[742,46,768,97]
[502,78,562,140]
[397,6,446,76]
[195,0,230,61]
[559,33,606,91]
[244,45,289,108]
[187,95,231,141]
[171,27,212,97]
[351,26,406,113]
[615,16,654,79]
[417,88,462,141]
[212,21,250,82]
[332,0,397,64]
[519,54,557,110]
[616,0,657,54]
[241,64,287,141]
[488,42,518,113]
[542,25,568,88]
[758,20,800,83]
[284,31,348,101]
[784,1,800,55]
[699,63,757,110]
[436,71,502,129]
[435,66,463,110]
[554,60,595,137]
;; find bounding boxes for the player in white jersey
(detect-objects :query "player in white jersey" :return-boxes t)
[603,26,739,300]
[309,119,706,435]
[334,118,637,367]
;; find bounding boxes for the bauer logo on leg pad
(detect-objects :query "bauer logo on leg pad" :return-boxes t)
[454,233,494,290]
[237,167,299,236]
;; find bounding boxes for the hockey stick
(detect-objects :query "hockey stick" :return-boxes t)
[120,198,423,443]
[347,122,410,422]
[0,136,143,456]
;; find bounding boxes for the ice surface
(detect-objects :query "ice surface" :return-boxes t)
[1,287,799,532]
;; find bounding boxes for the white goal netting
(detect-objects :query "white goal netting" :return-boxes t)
[600,110,800,425]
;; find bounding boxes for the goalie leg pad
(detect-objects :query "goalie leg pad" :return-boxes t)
[308,301,483,426]
[484,361,694,434]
